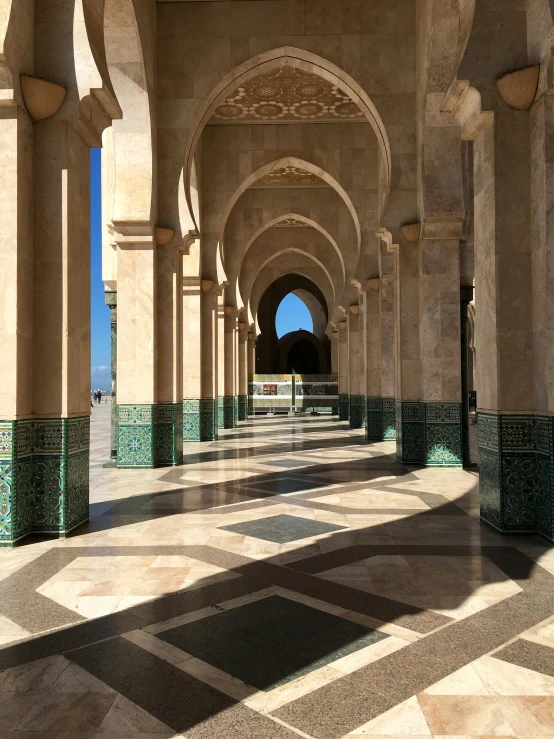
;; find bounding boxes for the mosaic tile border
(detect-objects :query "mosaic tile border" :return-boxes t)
[217,396,224,429]
[0,417,90,546]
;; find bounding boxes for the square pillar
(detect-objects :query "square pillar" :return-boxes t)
[156,240,183,465]
[393,242,423,464]
[347,311,364,429]
[475,113,536,532]
[115,223,159,468]
[224,310,237,428]
[238,323,248,420]
[199,289,218,441]
[338,322,349,420]
[217,300,225,429]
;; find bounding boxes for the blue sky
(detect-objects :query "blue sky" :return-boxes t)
[275,294,313,338]
[90,149,313,388]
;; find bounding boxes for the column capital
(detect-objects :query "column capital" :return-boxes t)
[104,291,117,307]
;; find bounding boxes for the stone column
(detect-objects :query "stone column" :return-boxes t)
[217,300,225,429]
[115,223,157,468]
[238,323,248,420]
[182,261,203,441]
[530,91,553,541]
[474,113,536,534]
[363,285,383,441]
[32,120,92,528]
[0,104,34,545]
[338,322,349,420]
[460,286,474,468]
[155,241,183,465]
[379,236,397,441]
[419,227,463,468]
[247,331,255,414]
[200,289,218,441]
[105,292,117,464]
[348,311,363,429]
[393,242,423,464]
[331,331,339,415]
[224,309,237,428]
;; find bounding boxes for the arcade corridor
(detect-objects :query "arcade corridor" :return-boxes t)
[1,407,554,737]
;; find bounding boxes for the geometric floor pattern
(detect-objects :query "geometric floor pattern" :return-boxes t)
[0,403,554,737]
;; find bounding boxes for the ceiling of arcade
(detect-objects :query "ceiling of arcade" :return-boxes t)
[207,68,365,124]
[199,120,379,322]
[250,255,336,329]
[160,0,419,329]
[241,231,342,330]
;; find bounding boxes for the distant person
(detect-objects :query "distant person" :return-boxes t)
[97,390,102,404]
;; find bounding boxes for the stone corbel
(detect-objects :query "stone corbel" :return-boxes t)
[223,305,235,316]
[20,75,67,121]
[201,280,215,293]
[339,321,347,329]
[401,223,420,244]
[155,227,175,247]
[349,305,359,315]
[496,66,540,111]
[238,322,247,330]
[367,278,380,292]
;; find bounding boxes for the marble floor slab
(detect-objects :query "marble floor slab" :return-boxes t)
[0,405,552,738]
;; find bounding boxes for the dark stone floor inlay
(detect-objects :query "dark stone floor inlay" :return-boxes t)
[219,513,347,543]
[156,594,388,690]
[261,458,315,468]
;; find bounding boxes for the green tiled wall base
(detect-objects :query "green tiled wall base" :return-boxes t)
[200,399,217,441]
[157,403,183,465]
[183,399,217,441]
[118,404,184,468]
[118,405,155,467]
[238,395,248,421]
[223,396,236,429]
[217,397,224,429]
[395,402,462,467]
[425,403,463,468]
[396,402,425,464]
[537,417,553,542]
[383,398,396,440]
[366,397,383,441]
[479,413,539,536]
[349,395,364,429]
[0,417,89,546]
[339,394,349,421]
[183,399,201,441]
